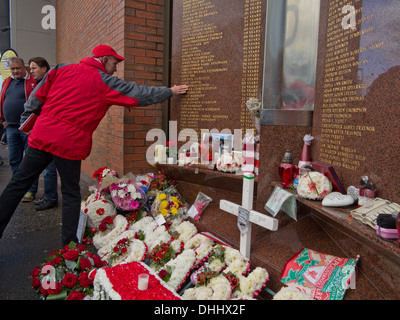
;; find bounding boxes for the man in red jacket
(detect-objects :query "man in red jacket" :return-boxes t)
[0,45,188,246]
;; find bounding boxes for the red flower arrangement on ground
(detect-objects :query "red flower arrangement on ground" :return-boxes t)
[31,242,105,300]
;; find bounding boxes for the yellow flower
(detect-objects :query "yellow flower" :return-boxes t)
[160,200,168,209]
[158,193,166,201]
[161,209,169,217]
[171,196,182,207]
[171,207,178,215]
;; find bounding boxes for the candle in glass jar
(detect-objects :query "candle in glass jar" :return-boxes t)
[138,273,149,290]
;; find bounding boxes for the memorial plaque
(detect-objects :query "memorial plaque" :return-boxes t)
[314,0,400,202]
[170,0,266,137]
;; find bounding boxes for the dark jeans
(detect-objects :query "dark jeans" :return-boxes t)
[41,160,58,203]
[6,125,38,194]
[0,146,81,246]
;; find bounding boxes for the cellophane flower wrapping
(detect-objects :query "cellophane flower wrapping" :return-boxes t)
[187,192,213,221]
[110,178,147,212]
[151,186,188,223]
[92,167,119,195]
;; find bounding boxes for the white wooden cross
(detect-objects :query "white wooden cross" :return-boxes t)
[219,173,279,259]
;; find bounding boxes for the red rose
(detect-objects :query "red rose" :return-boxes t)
[67,290,86,300]
[79,257,92,270]
[121,247,127,254]
[40,286,49,297]
[99,223,107,232]
[63,249,79,261]
[32,277,41,290]
[76,244,86,251]
[48,281,62,295]
[62,273,78,289]
[92,255,104,268]
[158,270,167,279]
[113,246,119,253]
[96,208,105,216]
[78,272,93,288]
[32,266,41,277]
[52,256,63,265]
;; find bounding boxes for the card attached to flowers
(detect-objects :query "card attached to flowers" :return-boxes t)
[76,211,88,243]
[265,186,297,220]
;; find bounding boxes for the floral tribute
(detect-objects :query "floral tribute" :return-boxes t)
[92,166,119,196]
[151,186,187,223]
[216,152,243,173]
[32,166,274,301]
[187,192,212,221]
[297,171,332,200]
[99,230,148,267]
[93,261,181,300]
[110,178,147,212]
[92,215,129,250]
[82,199,116,229]
[31,242,105,300]
[182,243,269,300]
[147,241,183,271]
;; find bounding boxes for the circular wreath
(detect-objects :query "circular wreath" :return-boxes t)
[297,171,332,200]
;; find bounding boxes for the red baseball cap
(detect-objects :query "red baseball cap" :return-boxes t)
[92,44,125,61]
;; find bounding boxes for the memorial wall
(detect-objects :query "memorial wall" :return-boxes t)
[169,0,399,204]
[313,0,400,202]
[170,0,266,136]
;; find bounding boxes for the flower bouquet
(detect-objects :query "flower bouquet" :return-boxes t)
[110,178,147,212]
[297,171,332,200]
[92,166,119,196]
[187,192,213,221]
[31,242,105,300]
[216,152,243,173]
[151,186,188,223]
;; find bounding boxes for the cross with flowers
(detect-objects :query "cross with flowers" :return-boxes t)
[219,173,279,259]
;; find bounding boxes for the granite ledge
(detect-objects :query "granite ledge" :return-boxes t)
[157,164,258,194]
[272,182,400,264]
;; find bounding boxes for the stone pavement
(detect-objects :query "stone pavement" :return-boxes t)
[0,144,93,300]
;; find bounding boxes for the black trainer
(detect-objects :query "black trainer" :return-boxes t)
[34,197,45,206]
[35,199,58,211]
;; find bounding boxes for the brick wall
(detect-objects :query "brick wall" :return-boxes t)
[124,0,166,175]
[56,0,167,178]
